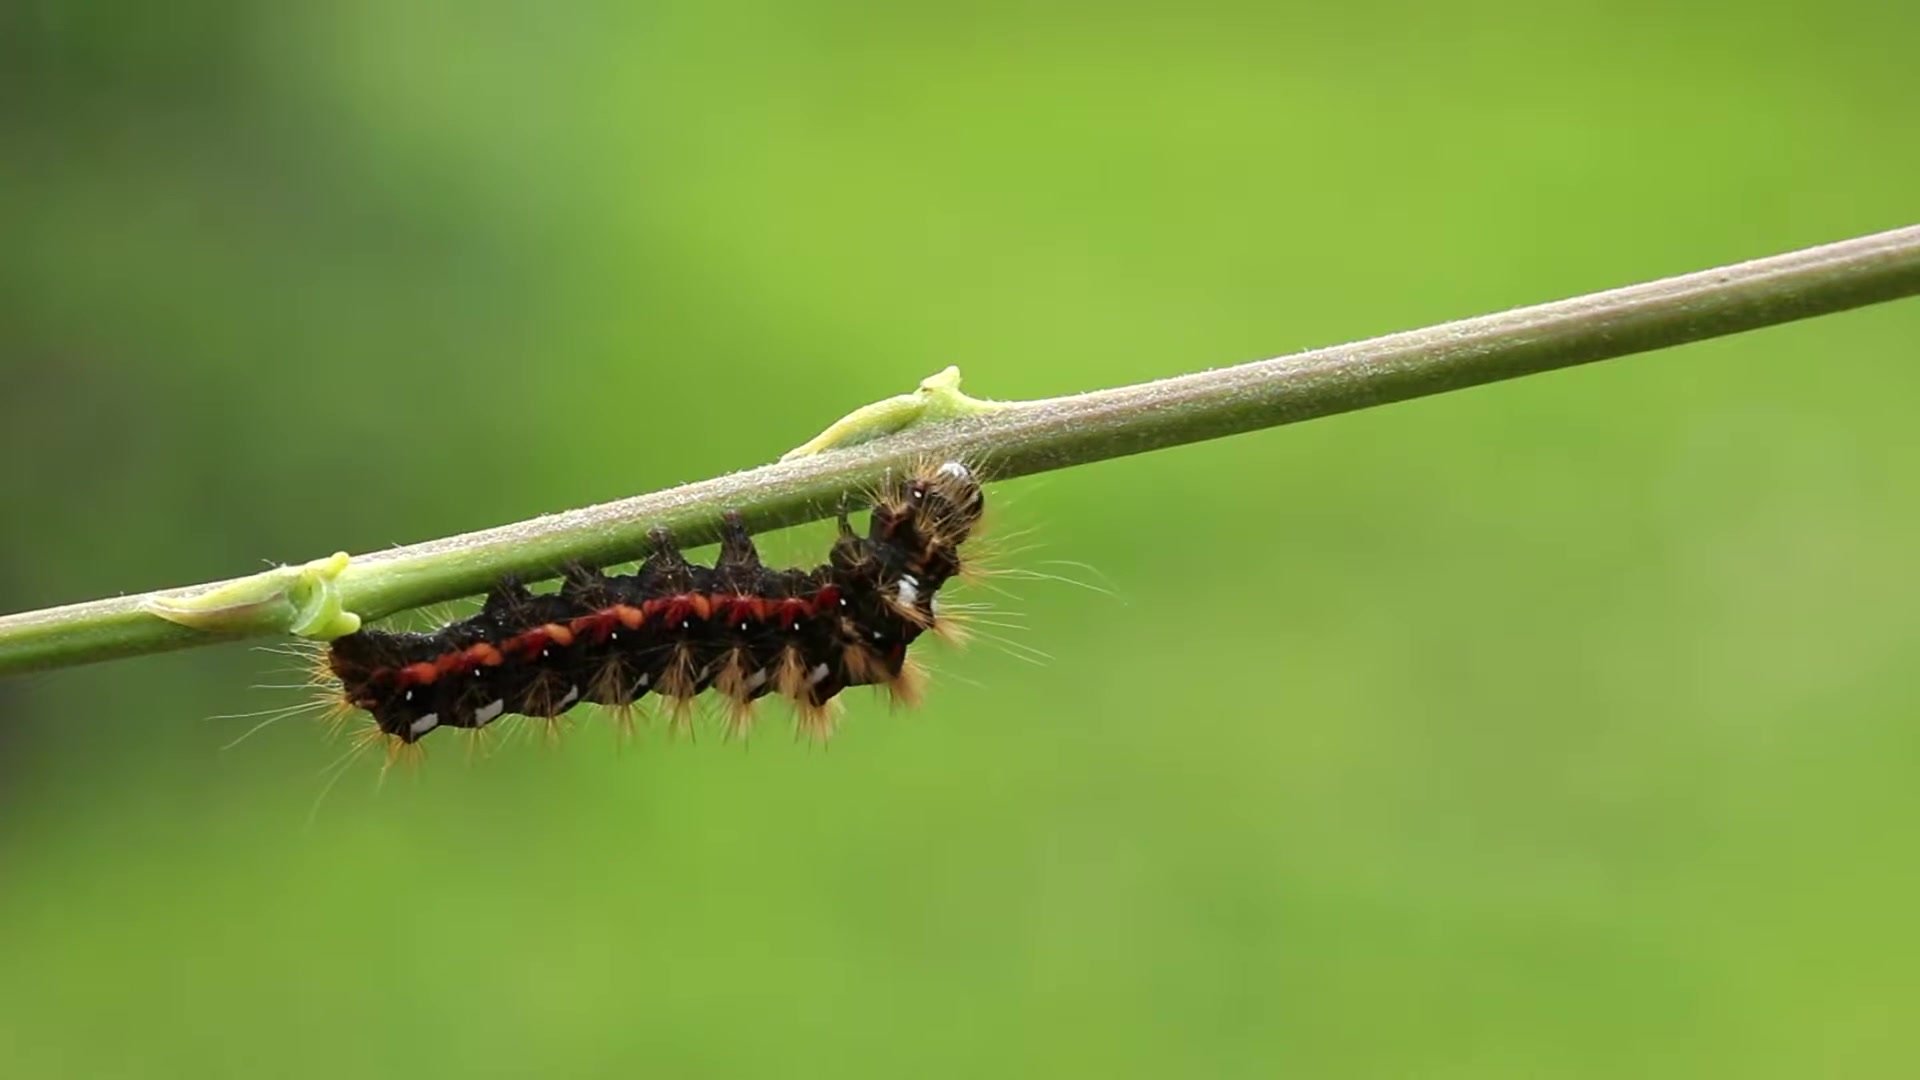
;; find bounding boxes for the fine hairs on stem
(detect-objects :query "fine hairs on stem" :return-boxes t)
[2,224,1918,678]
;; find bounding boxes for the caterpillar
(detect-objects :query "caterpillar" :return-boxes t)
[319,459,986,753]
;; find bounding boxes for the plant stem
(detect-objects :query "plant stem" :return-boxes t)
[5,224,1919,678]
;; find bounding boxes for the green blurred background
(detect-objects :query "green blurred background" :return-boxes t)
[3,1,1917,1076]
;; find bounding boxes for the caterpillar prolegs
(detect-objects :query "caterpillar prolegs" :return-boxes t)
[323,460,986,749]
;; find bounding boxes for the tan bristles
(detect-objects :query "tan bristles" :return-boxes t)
[884,654,927,710]
[658,646,700,734]
[319,694,360,740]
[603,698,645,744]
[589,656,641,712]
[280,642,359,736]
[588,648,654,742]
[348,719,417,776]
[658,645,697,699]
[712,651,760,741]
[790,695,843,743]
[462,725,500,762]
[773,646,810,702]
[213,640,358,753]
[387,740,426,775]
[518,673,573,721]
[661,695,698,736]
[841,641,886,685]
[531,713,575,748]
[928,611,973,647]
[712,649,752,699]
[720,694,758,742]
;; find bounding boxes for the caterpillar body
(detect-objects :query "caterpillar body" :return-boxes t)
[323,460,985,748]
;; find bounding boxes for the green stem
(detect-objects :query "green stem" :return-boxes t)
[4,224,1918,677]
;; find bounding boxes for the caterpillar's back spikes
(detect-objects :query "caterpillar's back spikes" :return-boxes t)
[716,511,763,572]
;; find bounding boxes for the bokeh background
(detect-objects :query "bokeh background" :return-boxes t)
[3,2,1917,1076]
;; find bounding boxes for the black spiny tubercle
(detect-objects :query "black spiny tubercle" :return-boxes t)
[325,461,985,749]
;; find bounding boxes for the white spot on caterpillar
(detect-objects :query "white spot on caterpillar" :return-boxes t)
[637,673,651,688]
[746,668,769,690]
[938,461,970,481]
[474,700,506,726]
[558,685,581,709]
[807,663,830,686]
[896,574,921,606]
[409,714,439,737]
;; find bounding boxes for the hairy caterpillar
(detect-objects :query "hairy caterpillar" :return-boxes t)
[316,460,986,756]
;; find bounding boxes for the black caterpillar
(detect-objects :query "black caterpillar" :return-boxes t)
[326,461,984,745]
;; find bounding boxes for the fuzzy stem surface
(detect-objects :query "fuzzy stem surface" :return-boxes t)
[4,224,1918,677]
